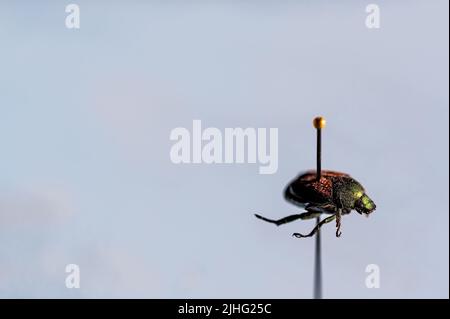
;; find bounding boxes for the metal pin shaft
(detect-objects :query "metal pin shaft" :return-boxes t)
[313,117,325,299]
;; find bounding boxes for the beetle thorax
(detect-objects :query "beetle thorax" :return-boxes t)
[332,177,365,210]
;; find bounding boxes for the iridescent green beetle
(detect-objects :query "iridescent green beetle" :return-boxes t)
[255,170,376,238]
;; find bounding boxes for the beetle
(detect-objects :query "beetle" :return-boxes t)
[255,170,376,238]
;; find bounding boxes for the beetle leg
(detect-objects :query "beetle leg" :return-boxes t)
[297,211,322,220]
[254,210,322,226]
[336,209,342,237]
[255,213,304,226]
[292,214,336,238]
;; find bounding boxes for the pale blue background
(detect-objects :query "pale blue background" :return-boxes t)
[0,1,448,298]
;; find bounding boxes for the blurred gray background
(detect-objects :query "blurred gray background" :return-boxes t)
[0,1,448,298]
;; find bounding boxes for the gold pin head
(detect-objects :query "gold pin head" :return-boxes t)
[313,116,326,129]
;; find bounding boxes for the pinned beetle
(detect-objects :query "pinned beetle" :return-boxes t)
[255,170,376,238]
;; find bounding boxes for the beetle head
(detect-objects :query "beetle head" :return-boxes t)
[355,193,376,215]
